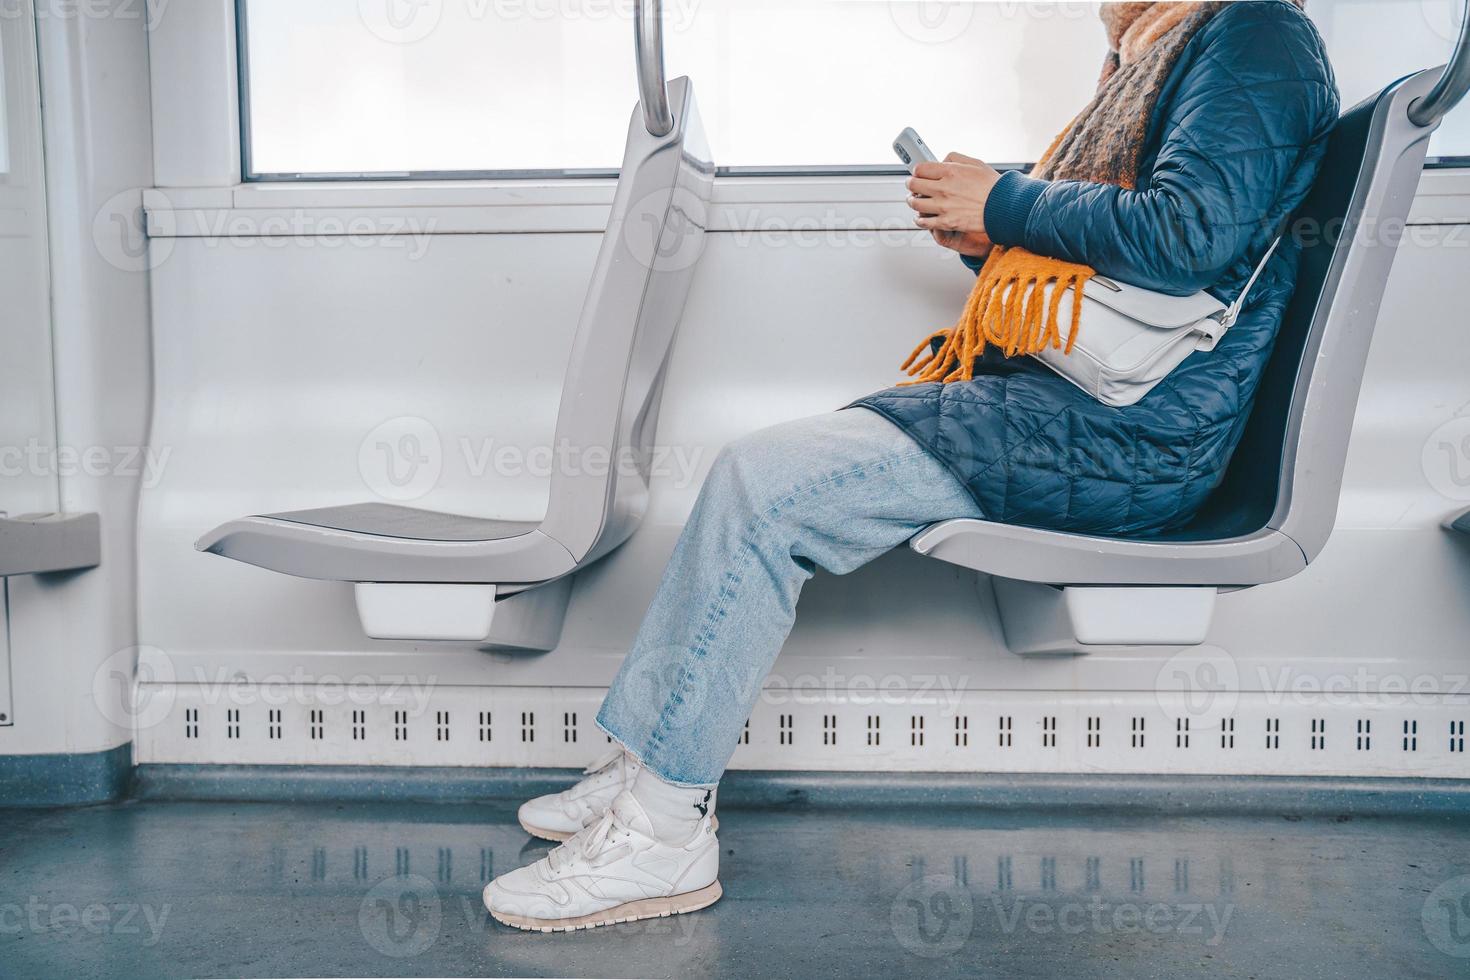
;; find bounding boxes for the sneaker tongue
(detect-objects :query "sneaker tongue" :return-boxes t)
[609,790,657,838]
[582,746,624,776]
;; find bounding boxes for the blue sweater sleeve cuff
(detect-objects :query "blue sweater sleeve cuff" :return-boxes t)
[984,170,1048,247]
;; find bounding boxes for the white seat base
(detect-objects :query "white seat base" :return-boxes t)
[354,578,572,649]
[991,578,1218,656]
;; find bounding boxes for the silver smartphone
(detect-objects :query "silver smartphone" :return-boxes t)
[893,127,938,171]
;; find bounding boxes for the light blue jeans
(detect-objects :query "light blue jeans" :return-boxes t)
[596,407,984,786]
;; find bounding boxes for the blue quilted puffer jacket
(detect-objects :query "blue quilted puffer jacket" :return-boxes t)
[852,0,1340,537]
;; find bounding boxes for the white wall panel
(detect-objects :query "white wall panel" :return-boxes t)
[149,0,239,187]
[0,1,59,519]
[0,2,154,759]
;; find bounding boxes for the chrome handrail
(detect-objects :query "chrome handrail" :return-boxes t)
[635,0,673,136]
[1410,0,1470,127]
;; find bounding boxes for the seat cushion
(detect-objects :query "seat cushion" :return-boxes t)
[262,502,538,542]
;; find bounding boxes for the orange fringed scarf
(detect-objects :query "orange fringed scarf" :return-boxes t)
[902,1,1231,385]
[901,246,1094,381]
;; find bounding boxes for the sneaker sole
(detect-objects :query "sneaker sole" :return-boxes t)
[520,813,718,843]
[488,879,723,933]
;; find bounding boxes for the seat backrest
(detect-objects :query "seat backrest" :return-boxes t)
[1173,70,1439,556]
[536,77,713,564]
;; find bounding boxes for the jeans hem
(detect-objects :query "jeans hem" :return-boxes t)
[593,713,720,790]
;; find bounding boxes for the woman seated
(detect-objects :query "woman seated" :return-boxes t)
[484,0,1339,932]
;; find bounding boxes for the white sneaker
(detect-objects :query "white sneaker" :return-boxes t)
[485,790,722,933]
[517,748,718,841]
[516,747,640,842]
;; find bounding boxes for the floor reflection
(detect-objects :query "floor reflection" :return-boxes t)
[1,799,1465,978]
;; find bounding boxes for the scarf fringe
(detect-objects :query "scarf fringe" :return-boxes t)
[900,246,1095,385]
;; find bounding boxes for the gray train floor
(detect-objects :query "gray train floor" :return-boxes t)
[1,797,1468,979]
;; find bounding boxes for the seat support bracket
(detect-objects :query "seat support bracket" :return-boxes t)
[991,578,1218,656]
[353,578,572,650]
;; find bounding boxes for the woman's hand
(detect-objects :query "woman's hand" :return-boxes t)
[906,152,1002,259]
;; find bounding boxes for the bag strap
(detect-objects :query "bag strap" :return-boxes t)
[1220,236,1282,328]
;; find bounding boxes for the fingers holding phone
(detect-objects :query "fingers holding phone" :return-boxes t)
[894,129,997,259]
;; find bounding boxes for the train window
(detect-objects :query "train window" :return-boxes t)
[237,0,1098,177]
[1315,0,1469,164]
[238,0,1470,180]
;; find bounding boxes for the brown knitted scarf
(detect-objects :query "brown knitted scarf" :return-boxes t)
[902,1,1232,384]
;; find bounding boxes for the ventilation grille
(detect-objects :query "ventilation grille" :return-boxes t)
[134,685,1470,779]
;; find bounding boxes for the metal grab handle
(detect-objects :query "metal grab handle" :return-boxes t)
[1410,0,1470,127]
[635,0,673,136]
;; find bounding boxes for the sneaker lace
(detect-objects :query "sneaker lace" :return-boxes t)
[548,808,628,873]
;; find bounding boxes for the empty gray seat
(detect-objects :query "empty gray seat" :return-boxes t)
[909,64,1466,653]
[197,74,713,644]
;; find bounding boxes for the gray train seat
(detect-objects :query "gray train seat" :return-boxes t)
[196,76,713,646]
[910,69,1453,655]
[0,512,101,577]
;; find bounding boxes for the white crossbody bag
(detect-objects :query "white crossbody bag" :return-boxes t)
[1032,238,1281,407]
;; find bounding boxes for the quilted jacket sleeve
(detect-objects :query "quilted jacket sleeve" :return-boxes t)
[984,0,1338,296]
